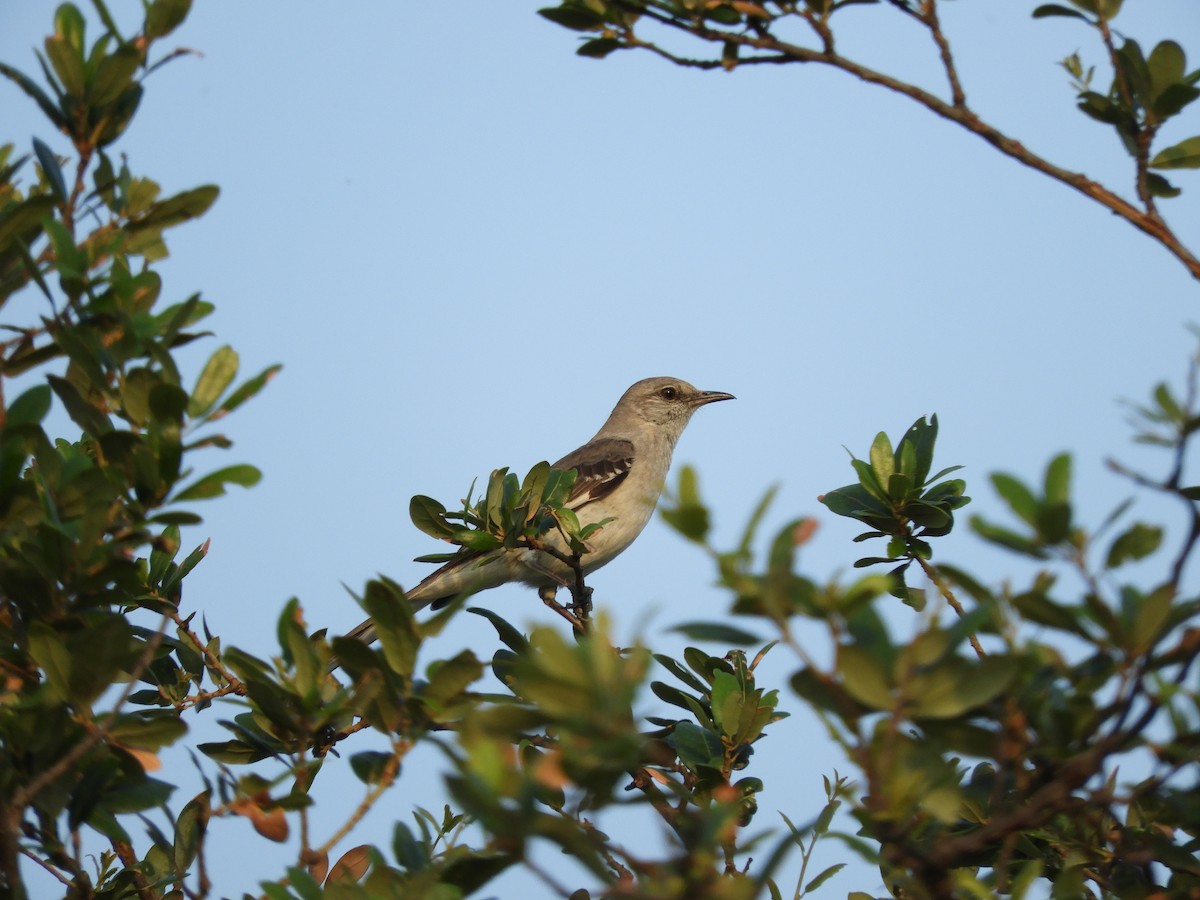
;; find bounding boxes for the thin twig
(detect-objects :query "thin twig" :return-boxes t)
[11,619,167,810]
[17,847,72,888]
[312,743,404,858]
[920,0,965,107]
[914,556,986,658]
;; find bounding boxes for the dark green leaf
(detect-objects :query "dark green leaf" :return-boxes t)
[197,739,273,764]
[538,6,606,30]
[990,473,1038,526]
[670,622,762,645]
[468,607,528,653]
[1151,136,1200,169]
[1106,522,1163,568]
[836,644,892,710]
[410,494,457,539]
[1013,591,1090,637]
[7,384,52,427]
[146,0,192,39]
[0,61,68,128]
[1147,172,1182,198]
[174,792,208,872]
[1032,3,1091,18]
[423,650,482,707]
[577,37,621,58]
[909,656,1019,719]
[48,374,111,437]
[128,185,219,231]
[173,464,261,501]
[32,137,67,201]
[350,751,395,785]
[668,721,725,770]
[806,863,847,892]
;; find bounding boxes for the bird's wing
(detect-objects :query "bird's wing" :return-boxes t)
[553,437,636,512]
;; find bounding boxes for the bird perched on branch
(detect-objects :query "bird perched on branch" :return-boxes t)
[340,376,734,646]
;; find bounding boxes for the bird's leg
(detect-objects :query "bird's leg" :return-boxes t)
[538,583,586,636]
[572,584,593,617]
[524,540,592,634]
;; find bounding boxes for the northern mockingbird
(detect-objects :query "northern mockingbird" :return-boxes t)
[342,377,733,646]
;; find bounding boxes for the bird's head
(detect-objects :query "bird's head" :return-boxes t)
[618,376,735,438]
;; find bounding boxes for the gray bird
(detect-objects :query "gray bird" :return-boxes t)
[341,376,734,646]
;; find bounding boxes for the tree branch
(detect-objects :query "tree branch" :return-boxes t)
[613,5,1200,280]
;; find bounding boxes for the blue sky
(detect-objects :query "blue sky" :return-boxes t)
[4,1,1200,896]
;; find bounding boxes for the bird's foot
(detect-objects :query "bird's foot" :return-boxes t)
[570,585,593,617]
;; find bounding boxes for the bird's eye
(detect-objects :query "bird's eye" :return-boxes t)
[660,386,678,400]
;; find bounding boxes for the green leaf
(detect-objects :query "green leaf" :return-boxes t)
[970,516,1048,559]
[363,578,420,678]
[32,137,67,201]
[393,821,426,871]
[410,494,457,539]
[173,464,261,501]
[173,792,208,872]
[651,680,701,713]
[538,6,606,30]
[145,0,192,39]
[350,751,395,785]
[1147,41,1186,97]
[1106,522,1163,568]
[806,863,847,893]
[710,670,742,738]
[1044,453,1071,505]
[91,45,141,106]
[7,384,52,427]
[1012,591,1089,636]
[0,61,67,128]
[48,374,111,437]
[1130,585,1173,653]
[27,622,71,702]
[653,653,711,694]
[990,473,1037,525]
[908,656,1019,719]
[668,721,725,770]
[128,185,219,231]
[468,607,528,653]
[670,622,762,645]
[1151,136,1200,169]
[197,740,273,764]
[577,37,621,58]
[208,363,281,420]
[1147,172,1182,198]
[54,3,86,50]
[162,539,209,592]
[869,431,895,485]
[1032,3,1091,17]
[423,650,482,707]
[190,344,238,417]
[109,711,187,750]
[836,644,893,710]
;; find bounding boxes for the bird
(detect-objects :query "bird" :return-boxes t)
[340,377,734,647]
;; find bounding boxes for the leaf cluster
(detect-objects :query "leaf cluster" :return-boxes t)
[409,460,605,562]
[819,416,969,607]
[0,3,277,897]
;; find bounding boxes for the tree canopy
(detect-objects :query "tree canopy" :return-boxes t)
[1,1,1199,898]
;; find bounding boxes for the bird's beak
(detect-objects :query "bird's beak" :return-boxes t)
[691,390,736,406]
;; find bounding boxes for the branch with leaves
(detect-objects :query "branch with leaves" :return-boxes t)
[538,0,1200,280]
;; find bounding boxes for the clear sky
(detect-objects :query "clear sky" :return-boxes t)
[4,1,1200,896]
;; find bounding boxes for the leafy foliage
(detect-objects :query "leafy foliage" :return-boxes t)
[3,3,1200,900]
